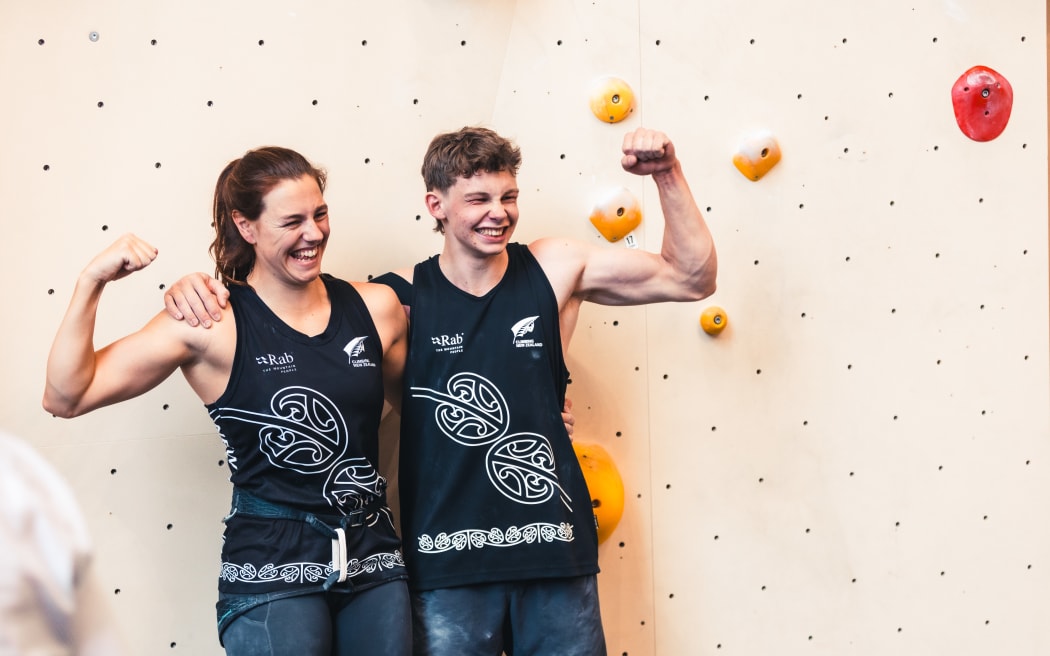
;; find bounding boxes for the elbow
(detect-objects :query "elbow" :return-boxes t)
[42,402,75,419]
[696,277,717,301]
[682,275,716,302]
[682,251,718,302]
[42,389,81,419]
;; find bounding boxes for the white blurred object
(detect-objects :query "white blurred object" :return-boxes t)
[0,430,128,656]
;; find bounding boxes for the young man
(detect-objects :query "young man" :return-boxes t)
[166,127,717,655]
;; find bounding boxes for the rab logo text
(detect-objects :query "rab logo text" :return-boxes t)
[344,337,377,368]
[431,333,464,354]
[255,352,296,374]
[511,316,543,349]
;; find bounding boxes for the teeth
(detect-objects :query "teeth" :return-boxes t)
[478,228,504,236]
[293,248,318,260]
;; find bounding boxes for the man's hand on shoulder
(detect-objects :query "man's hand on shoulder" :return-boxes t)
[163,273,229,328]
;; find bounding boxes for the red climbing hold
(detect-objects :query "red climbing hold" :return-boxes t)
[951,65,1013,142]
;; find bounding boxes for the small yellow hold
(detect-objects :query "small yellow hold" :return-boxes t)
[573,441,625,545]
[733,132,781,181]
[589,76,635,123]
[589,186,642,242]
[700,306,728,335]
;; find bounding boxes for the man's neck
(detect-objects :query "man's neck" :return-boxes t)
[437,247,510,297]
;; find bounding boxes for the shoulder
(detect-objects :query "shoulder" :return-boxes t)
[351,280,403,318]
[370,268,414,306]
[161,300,237,355]
[528,237,590,285]
[350,281,408,347]
[528,236,590,263]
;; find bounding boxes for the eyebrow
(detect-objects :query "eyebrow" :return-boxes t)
[281,204,328,222]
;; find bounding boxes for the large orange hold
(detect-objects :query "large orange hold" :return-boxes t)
[573,441,625,545]
[589,186,642,243]
[733,132,781,181]
[589,76,635,123]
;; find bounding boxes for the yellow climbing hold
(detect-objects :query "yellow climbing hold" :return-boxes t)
[699,305,728,335]
[589,76,636,123]
[573,441,625,545]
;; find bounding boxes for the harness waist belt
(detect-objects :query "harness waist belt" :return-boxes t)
[227,487,387,590]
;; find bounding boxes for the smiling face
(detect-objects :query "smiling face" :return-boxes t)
[233,173,330,290]
[427,169,519,260]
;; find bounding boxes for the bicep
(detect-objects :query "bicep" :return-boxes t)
[537,238,678,307]
[357,283,408,408]
[576,245,680,305]
[537,234,676,306]
[79,313,196,413]
[381,332,406,413]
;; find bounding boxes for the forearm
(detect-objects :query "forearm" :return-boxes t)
[43,275,106,417]
[653,162,717,297]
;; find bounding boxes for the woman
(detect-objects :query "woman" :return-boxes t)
[43,147,411,655]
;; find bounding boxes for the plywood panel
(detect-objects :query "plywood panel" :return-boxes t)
[1,1,1046,654]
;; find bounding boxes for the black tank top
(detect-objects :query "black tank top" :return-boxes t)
[207,275,406,595]
[390,244,599,591]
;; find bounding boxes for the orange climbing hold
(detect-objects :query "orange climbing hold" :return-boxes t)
[699,306,728,335]
[573,441,625,545]
[589,186,642,243]
[732,132,781,181]
[589,76,635,123]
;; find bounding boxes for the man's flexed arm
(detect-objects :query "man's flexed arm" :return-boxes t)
[621,128,717,301]
[533,128,717,309]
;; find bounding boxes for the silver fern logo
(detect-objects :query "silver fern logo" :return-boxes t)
[343,336,376,368]
[510,316,543,348]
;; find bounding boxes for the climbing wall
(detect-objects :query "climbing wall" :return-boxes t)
[1,1,1046,654]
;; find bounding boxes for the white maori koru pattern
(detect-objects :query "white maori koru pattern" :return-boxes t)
[411,372,571,510]
[418,523,574,554]
[211,386,384,512]
[220,550,406,584]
